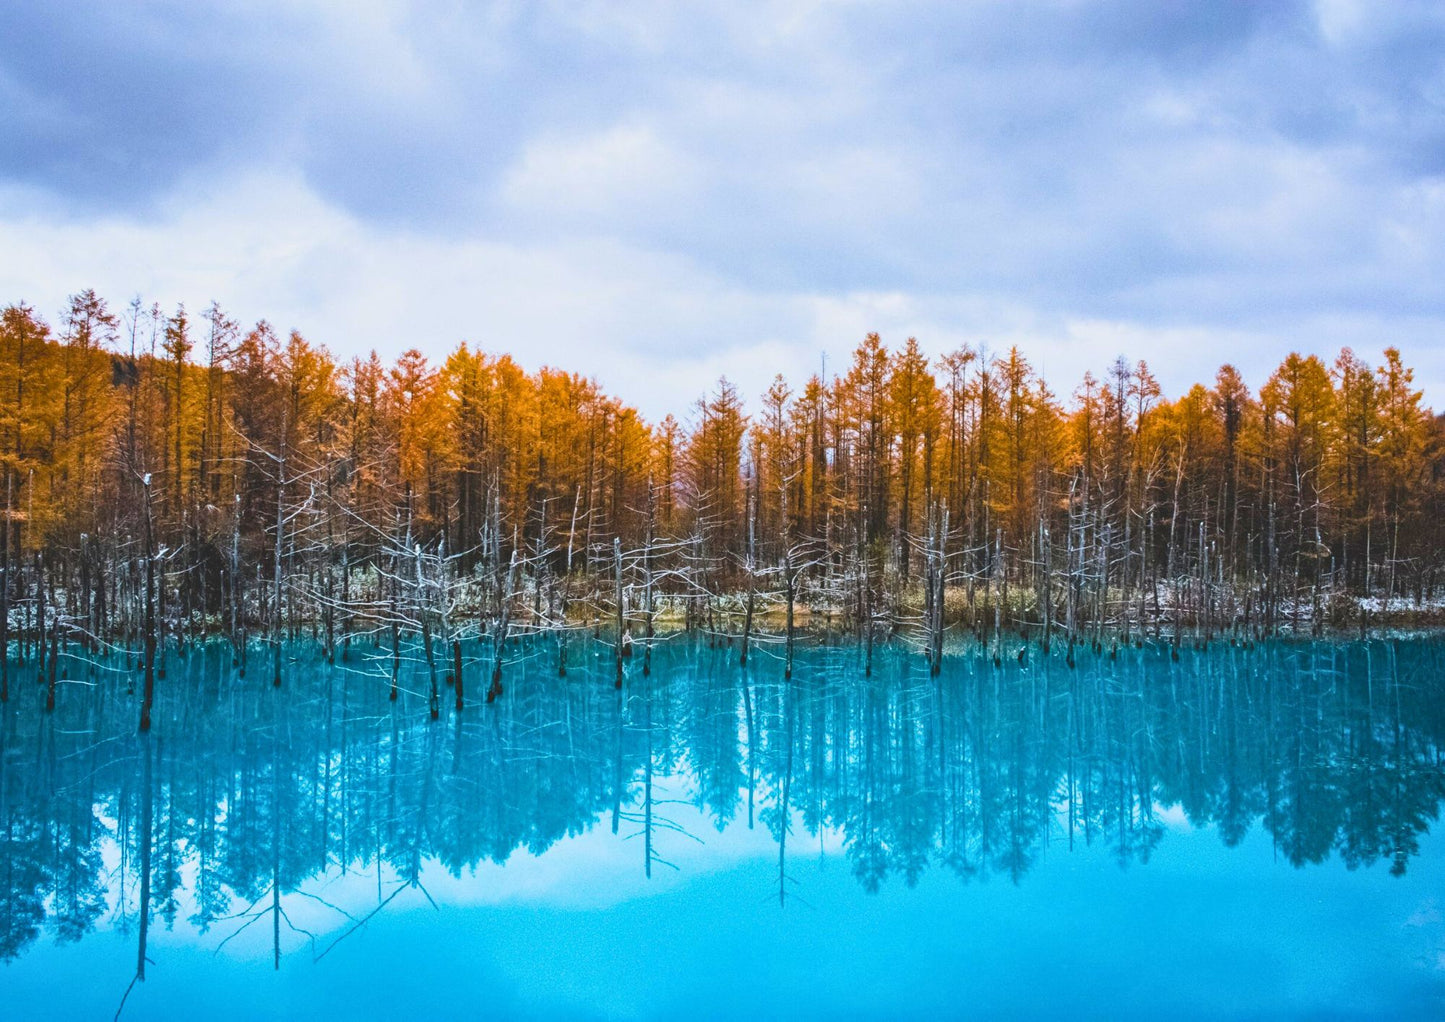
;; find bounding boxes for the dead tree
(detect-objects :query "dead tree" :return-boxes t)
[139,474,157,733]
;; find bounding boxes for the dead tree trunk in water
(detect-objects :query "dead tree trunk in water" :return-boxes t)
[45,618,57,712]
[36,552,46,682]
[0,472,10,703]
[781,475,799,680]
[441,538,462,710]
[613,536,625,689]
[643,480,656,677]
[272,425,286,689]
[231,493,246,674]
[414,542,440,720]
[862,512,874,678]
[1039,516,1053,655]
[557,484,582,678]
[488,548,517,703]
[992,529,1003,668]
[740,489,755,669]
[784,549,796,680]
[140,475,157,733]
[928,504,949,675]
[389,586,400,701]
[324,487,336,663]
[452,637,464,712]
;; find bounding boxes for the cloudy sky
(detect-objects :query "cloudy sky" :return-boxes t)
[2,0,1442,420]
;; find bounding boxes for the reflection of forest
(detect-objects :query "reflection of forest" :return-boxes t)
[2,637,1444,962]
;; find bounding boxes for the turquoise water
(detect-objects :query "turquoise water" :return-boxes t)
[3,636,1445,1018]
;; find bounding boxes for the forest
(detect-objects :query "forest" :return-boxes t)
[0,290,1442,718]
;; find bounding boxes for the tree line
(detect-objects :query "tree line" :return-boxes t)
[0,289,1442,708]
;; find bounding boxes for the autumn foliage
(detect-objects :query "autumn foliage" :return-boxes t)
[2,292,1443,659]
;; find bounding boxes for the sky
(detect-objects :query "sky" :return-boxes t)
[2,0,1443,422]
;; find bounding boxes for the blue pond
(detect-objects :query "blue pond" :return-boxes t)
[2,635,1445,1018]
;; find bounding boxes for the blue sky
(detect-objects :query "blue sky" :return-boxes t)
[2,0,1443,420]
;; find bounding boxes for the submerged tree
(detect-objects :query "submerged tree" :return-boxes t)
[0,287,1437,725]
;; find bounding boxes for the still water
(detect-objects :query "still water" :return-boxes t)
[2,635,1445,1019]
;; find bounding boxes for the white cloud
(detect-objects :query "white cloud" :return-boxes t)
[4,0,1445,420]
[500,122,699,222]
[4,166,1442,424]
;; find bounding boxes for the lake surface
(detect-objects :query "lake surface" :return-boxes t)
[3,634,1445,1019]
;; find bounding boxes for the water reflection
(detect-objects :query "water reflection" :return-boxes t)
[1,636,1443,969]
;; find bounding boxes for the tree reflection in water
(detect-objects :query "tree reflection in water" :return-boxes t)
[1,635,1443,969]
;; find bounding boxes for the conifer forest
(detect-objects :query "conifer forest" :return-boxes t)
[0,291,1441,720]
